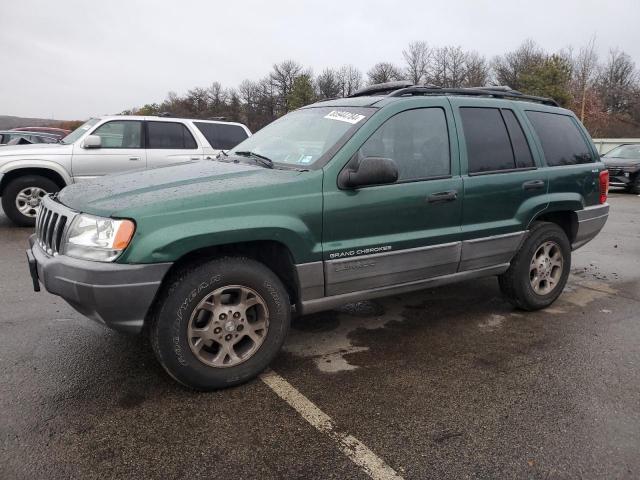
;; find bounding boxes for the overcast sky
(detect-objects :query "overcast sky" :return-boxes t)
[1,0,638,120]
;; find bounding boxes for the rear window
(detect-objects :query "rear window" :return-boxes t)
[525,111,593,166]
[194,122,248,150]
[147,122,197,149]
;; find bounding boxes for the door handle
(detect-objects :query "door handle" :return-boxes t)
[129,156,140,161]
[191,156,201,160]
[522,180,545,191]
[427,190,458,203]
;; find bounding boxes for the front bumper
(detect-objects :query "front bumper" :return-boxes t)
[572,203,609,250]
[27,235,172,333]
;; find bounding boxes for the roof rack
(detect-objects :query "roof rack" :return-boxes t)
[349,81,414,97]
[349,83,559,106]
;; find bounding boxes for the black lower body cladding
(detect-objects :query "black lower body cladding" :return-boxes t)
[27,235,172,333]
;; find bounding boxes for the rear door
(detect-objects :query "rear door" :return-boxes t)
[450,99,549,271]
[145,121,203,168]
[322,100,463,296]
[71,119,147,181]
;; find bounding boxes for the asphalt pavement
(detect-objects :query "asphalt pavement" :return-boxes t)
[1,192,639,479]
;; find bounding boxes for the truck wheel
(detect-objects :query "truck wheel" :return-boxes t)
[150,257,291,390]
[498,222,571,311]
[1,175,59,227]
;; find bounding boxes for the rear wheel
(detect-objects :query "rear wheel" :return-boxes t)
[1,175,59,226]
[150,257,291,390]
[499,222,571,310]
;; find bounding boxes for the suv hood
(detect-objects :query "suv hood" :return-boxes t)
[58,160,303,217]
[0,142,71,157]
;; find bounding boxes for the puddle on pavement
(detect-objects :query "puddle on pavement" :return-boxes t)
[286,274,618,373]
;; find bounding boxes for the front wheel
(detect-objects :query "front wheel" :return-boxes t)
[498,222,571,310]
[150,257,291,390]
[1,175,59,227]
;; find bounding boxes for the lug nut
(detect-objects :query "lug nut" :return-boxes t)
[225,334,232,341]
[233,312,240,319]
[219,313,227,320]
[214,327,222,334]
[237,324,244,331]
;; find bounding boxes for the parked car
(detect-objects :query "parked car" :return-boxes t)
[601,143,640,193]
[11,126,71,139]
[27,82,609,390]
[0,116,251,225]
[0,131,60,145]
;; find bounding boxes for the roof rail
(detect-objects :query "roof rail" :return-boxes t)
[386,85,559,106]
[349,81,413,97]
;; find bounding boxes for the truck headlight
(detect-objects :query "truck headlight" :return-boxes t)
[63,214,135,262]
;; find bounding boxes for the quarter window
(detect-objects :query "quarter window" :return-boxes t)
[357,108,450,181]
[501,109,535,169]
[91,121,143,148]
[147,122,197,149]
[460,107,516,173]
[194,122,249,150]
[525,111,593,166]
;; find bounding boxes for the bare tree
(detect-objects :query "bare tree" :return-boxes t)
[367,62,404,85]
[430,46,467,88]
[337,65,363,96]
[270,60,304,113]
[316,68,341,99]
[403,41,431,84]
[492,39,545,89]
[463,51,489,87]
[596,48,638,114]
[570,37,599,122]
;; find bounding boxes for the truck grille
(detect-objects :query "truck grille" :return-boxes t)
[35,196,76,255]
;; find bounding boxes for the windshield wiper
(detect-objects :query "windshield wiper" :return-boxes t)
[234,151,274,169]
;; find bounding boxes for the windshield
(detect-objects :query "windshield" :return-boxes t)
[60,118,100,144]
[604,144,640,160]
[228,107,373,166]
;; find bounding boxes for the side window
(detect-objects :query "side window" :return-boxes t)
[92,121,143,148]
[460,107,515,173]
[525,111,593,166]
[501,109,535,168]
[194,122,249,150]
[147,122,197,149]
[357,108,450,181]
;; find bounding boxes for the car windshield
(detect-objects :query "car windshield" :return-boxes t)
[604,144,640,160]
[228,107,373,166]
[60,118,100,145]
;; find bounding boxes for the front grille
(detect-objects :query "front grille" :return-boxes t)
[35,196,76,255]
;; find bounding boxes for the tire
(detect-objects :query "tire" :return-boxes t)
[1,175,59,227]
[628,174,640,194]
[498,222,571,311]
[150,256,291,390]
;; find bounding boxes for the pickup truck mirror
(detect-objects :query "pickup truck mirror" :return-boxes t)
[83,135,102,149]
[339,157,399,189]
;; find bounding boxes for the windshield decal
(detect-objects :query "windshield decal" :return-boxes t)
[324,110,366,124]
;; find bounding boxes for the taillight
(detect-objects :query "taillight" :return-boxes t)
[599,170,609,204]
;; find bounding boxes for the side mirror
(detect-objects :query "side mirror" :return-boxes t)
[83,135,102,149]
[339,157,399,189]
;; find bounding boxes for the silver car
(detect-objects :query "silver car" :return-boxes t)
[0,116,251,226]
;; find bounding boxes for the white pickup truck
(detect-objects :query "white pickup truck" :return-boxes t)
[0,115,251,226]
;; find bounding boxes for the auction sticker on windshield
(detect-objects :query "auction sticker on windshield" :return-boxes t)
[324,111,366,124]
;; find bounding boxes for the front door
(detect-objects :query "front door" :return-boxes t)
[71,119,147,181]
[322,102,463,296]
[145,121,203,168]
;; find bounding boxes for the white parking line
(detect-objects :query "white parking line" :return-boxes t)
[260,370,404,480]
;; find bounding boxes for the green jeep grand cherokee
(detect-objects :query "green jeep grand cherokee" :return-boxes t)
[27,83,610,390]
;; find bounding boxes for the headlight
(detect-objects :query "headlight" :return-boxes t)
[63,214,135,262]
